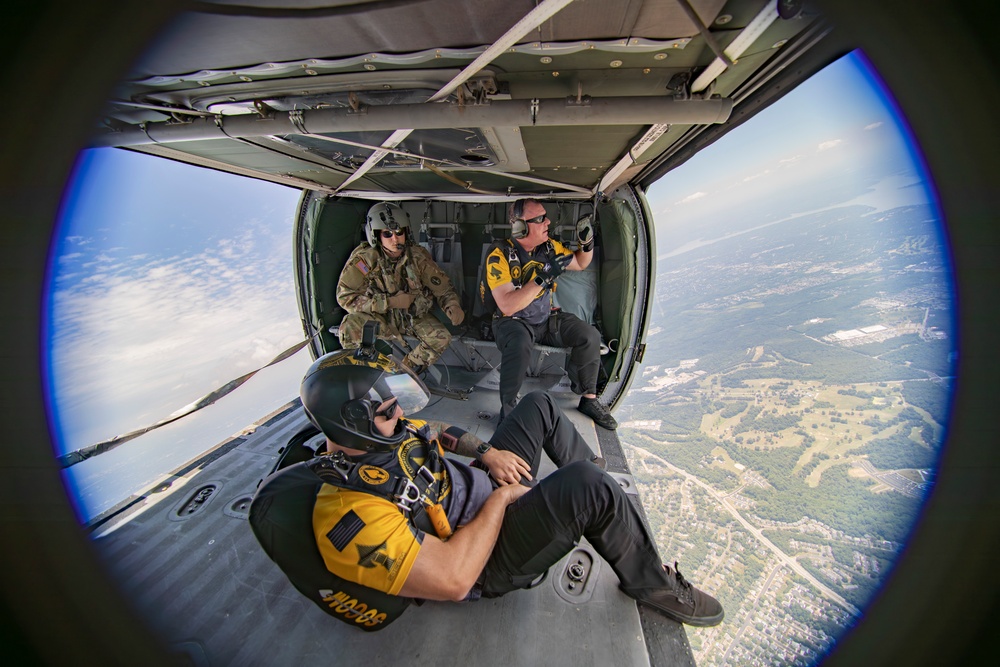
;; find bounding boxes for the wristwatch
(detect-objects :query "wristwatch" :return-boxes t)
[476,441,492,458]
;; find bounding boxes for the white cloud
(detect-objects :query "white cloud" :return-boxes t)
[49,232,302,450]
[742,169,772,183]
[864,122,884,130]
[817,139,843,151]
[778,155,804,166]
[678,191,707,204]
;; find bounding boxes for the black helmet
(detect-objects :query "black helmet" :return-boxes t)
[300,349,430,452]
[365,202,411,247]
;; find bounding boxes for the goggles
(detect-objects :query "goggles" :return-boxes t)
[524,214,547,224]
[380,229,406,238]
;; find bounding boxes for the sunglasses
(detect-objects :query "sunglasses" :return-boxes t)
[524,214,547,224]
[380,229,406,238]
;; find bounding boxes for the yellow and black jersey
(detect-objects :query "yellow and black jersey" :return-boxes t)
[311,419,492,596]
[485,238,570,324]
[313,484,423,596]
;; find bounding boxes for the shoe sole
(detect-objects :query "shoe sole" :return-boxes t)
[635,598,725,627]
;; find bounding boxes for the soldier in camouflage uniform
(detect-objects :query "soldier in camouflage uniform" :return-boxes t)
[337,202,464,371]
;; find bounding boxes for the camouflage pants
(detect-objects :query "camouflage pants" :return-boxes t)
[339,311,452,369]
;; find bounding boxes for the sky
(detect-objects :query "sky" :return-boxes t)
[45,151,311,518]
[43,50,945,522]
[646,51,938,255]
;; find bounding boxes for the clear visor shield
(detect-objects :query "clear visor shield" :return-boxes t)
[366,367,430,416]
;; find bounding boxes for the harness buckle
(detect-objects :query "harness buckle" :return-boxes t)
[314,452,353,483]
[416,464,436,487]
[394,477,423,513]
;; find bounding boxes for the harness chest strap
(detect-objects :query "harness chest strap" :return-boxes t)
[310,449,453,540]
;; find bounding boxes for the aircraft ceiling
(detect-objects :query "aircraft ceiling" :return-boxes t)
[95,0,837,198]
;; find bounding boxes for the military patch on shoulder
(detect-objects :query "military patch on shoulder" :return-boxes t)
[430,276,441,286]
[327,509,365,552]
[487,255,501,265]
[355,258,370,275]
[359,465,390,485]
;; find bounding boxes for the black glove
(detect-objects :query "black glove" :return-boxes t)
[533,252,573,287]
[576,214,595,252]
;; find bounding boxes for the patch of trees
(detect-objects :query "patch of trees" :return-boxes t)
[723,335,926,385]
[881,338,956,377]
[861,414,891,433]
[852,334,920,357]
[732,407,803,435]
[863,432,936,470]
[653,402,705,433]
[763,529,792,552]
[786,603,817,628]
[745,466,920,544]
[720,441,801,492]
[901,380,951,426]
[799,452,831,477]
[638,434,741,490]
[720,401,748,418]
[837,388,880,399]
[831,543,856,568]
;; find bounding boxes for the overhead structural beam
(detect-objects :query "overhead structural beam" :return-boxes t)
[335,0,578,193]
[691,1,780,92]
[93,97,733,147]
[427,0,577,102]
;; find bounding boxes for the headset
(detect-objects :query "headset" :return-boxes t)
[509,199,530,239]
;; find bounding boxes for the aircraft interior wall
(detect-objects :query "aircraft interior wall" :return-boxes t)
[300,195,641,383]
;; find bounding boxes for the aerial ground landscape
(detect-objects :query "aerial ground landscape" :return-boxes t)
[619,200,952,666]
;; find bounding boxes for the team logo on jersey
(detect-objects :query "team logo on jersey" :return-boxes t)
[357,540,395,573]
[359,465,390,485]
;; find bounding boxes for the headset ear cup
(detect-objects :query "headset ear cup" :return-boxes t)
[510,199,527,238]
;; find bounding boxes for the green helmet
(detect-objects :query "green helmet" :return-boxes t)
[365,202,411,247]
[300,349,430,452]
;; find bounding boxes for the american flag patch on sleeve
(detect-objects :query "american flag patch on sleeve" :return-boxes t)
[356,259,370,275]
[327,510,366,551]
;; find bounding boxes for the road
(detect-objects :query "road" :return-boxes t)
[632,444,860,616]
[722,563,785,665]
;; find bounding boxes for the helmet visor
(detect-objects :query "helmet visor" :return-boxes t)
[365,367,430,416]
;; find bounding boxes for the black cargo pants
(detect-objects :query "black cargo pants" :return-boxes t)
[493,311,602,414]
[479,391,670,597]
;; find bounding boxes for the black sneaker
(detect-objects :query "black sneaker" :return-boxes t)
[622,562,724,627]
[578,396,618,430]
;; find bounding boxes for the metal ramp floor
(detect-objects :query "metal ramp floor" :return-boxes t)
[88,381,694,666]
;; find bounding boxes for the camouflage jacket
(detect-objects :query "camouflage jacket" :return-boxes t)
[337,243,461,319]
